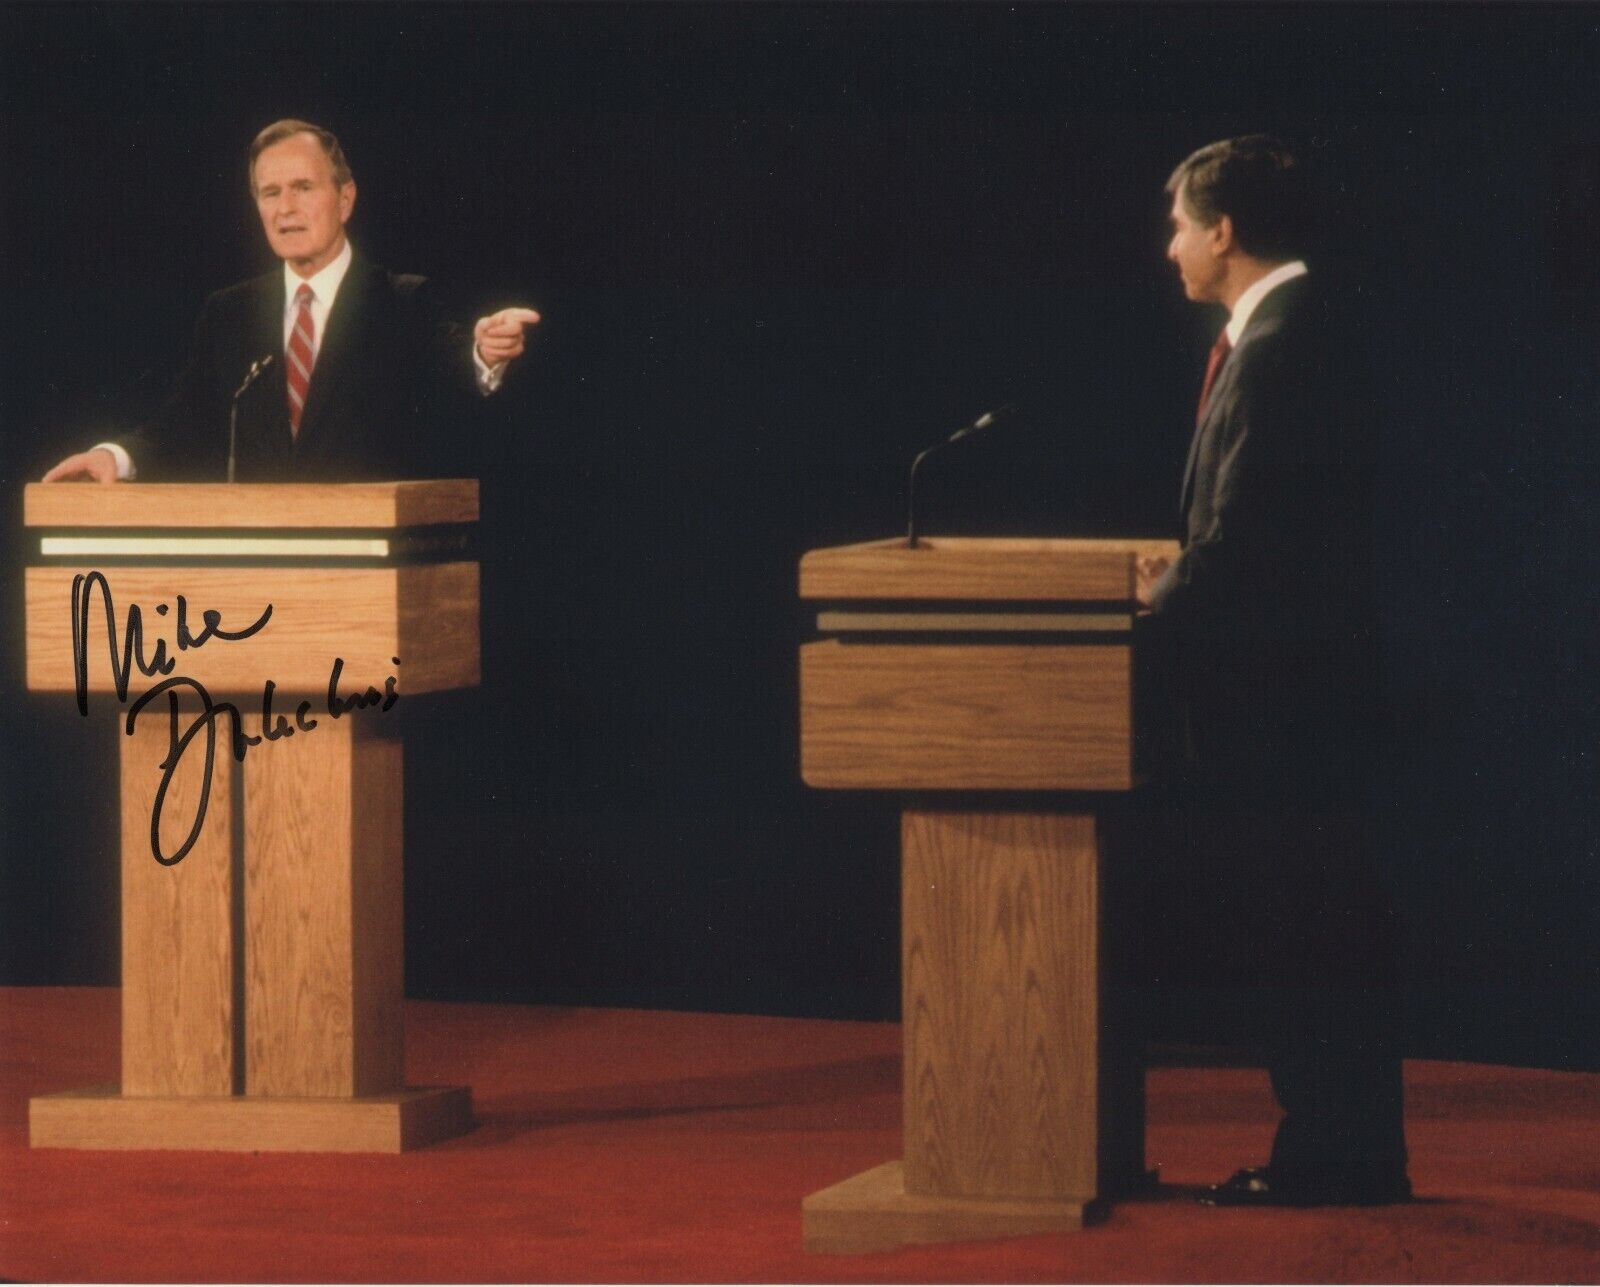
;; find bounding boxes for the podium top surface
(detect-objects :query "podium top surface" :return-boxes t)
[25,481,482,696]
[23,480,478,530]
[800,536,1178,603]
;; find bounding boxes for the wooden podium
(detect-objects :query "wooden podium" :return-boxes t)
[797,536,1178,1251]
[22,481,480,1152]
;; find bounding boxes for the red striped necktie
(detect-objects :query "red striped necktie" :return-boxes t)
[286,282,316,437]
[1197,328,1231,422]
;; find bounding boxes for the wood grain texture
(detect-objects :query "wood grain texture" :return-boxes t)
[901,811,1100,1203]
[243,717,404,1098]
[119,707,235,1096]
[799,537,1177,602]
[802,1162,1093,1254]
[23,480,478,529]
[29,1084,471,1153]
[800,641,1132,790]
[397,562,481,692]
[350,729,405,1098]
[27,563,478,697]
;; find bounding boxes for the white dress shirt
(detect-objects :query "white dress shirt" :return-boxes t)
[1224,259,1309,346]
[279,238,354,359]
[100,238,504,479]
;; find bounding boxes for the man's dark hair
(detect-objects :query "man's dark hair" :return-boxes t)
[248,119,353,193]
[1166,135,1308,262]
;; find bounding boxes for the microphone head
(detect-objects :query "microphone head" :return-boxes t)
[948,403,1014,442]
[233,354,277,399]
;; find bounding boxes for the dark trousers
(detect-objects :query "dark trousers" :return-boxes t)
[1124,789,1409,1186]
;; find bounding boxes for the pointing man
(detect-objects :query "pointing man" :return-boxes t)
[43,119,539,483]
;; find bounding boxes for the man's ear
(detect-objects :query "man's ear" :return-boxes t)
[1210,213,1235,258]
[339,179,358,224]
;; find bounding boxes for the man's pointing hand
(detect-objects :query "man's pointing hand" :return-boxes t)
[474,307,541,369]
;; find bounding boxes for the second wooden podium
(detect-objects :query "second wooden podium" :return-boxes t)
[798,536,1177,1250]
[23,481,480,1153]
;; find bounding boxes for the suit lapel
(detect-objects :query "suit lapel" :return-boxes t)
[295,255,372,451]
[258,271,286,365]
[1177,405,1207,522]
[1176,276,1310,523]
[1178,348,1236,522]
[251,271,287,413]
[238,273,294,472]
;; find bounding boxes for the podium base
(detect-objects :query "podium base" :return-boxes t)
[29,1083,472,1153]
[802,1162,1101,1253]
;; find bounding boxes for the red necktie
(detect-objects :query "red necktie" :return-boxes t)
[1197,328,1231,422]
[286,283,316,436]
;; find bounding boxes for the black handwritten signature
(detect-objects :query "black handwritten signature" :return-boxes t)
[71,571,399,866]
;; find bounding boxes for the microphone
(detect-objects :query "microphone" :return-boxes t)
[905,403,1015,548]
[228,355,275,483]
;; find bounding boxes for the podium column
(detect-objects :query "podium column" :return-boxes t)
[120,705,238,1097]
[244,714,404,1098]
[902,811,1103,1206]
[23,480,483,1153]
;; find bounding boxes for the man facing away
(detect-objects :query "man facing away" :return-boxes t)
[1139,135,1411,1207]
[43,119,540,484]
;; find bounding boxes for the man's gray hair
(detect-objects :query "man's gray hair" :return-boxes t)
[248,119,353,193]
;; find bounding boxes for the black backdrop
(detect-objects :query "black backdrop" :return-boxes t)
[2,3,1596,1068]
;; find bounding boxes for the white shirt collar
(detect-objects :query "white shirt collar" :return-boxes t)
[1225,259,1308,346]
[282,238,353,314]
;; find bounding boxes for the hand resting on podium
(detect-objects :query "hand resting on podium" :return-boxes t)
[1135,553,1172,607]
[41,448,119,485]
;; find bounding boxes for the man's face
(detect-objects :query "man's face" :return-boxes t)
[1166,184,1226,303]
[253,133,356,277]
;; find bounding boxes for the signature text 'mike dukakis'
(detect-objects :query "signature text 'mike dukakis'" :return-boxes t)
[70,570,399,866]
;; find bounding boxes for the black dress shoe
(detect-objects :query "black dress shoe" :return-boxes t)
[1200,1166,1281,1206]
[1200,1166,1412,1208]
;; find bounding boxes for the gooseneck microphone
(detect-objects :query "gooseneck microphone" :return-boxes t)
[905,403,1015,548]
[228,355,275,483]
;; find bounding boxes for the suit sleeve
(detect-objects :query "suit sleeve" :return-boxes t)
[115,292,228,482]
[384,277,491,480]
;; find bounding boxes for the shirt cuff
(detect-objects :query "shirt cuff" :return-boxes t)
[473,346,506,395]
[93,441,135,481]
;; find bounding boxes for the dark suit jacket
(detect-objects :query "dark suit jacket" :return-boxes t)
[1145,274,1379,805]
[120,254,483,482]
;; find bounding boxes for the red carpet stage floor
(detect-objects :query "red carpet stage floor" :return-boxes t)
[2,987,1597,1283]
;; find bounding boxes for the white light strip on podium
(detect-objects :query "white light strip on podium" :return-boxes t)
[40,535,392,558]
[816,611,1133,633]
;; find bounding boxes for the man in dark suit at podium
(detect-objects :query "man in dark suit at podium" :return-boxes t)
[1140,135,1411,1207]
[42,119,539,483]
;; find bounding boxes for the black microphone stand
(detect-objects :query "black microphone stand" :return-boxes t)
[905,404,1014,548]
